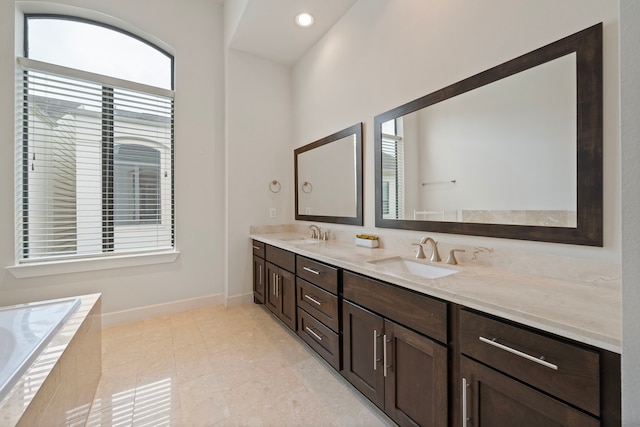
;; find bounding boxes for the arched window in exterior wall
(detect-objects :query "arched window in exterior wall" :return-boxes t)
[16,15,174,262]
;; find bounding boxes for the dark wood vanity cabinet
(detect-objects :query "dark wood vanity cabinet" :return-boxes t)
[251,242,621,426]
[342,271,448,427]
[252,240,266,304]
[458,309,620,427]
[264,245,296,331]
[296,256,341,370]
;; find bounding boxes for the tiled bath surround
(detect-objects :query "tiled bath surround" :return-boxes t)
[0,294,102,426]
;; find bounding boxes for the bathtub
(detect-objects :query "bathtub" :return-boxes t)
[0,297,80,404]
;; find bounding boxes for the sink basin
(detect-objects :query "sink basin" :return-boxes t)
[280,238,320,244]
[368,257,459,279]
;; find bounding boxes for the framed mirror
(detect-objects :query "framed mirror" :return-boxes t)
[295,123,364,225]
[374,23,602,246]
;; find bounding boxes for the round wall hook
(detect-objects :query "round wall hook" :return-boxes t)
[269,180,281,193]
[302,181,313,194]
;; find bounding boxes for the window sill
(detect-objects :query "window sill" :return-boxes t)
[6,250,180,279]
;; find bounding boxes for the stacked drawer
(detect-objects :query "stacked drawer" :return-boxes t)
[295,256,341,370]
[459,309,603,425]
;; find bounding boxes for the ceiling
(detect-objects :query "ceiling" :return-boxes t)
[226,0,358,65]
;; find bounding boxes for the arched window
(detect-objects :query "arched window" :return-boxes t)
[16,15,174,262]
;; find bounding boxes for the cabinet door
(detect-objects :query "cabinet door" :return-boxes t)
[253,255,265,304]
[278,268,296,331]
[342,300,385,409]
[265,262,280,315]
[384,321,447,427]
[460,356,599,427]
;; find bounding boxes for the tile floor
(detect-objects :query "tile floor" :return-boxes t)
[86,303,394,426]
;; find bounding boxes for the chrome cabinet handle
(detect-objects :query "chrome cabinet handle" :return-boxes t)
[252,245,261,250]
[479,336,558,370]
[373,330,378,371]
[303,266,321,275]
[304,294,322,306]
[259,265,262,285]
[305,326,323,341]
[462,377,469,427]
[383,334,391,378]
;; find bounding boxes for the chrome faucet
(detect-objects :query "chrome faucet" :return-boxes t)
[412,243,426,259]
[419,237,441,262]
[309,224,321,239]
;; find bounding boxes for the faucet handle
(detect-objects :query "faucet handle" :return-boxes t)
[446,249,465,265]
[412,243,426,259]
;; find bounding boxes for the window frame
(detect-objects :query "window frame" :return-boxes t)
[23,14,175,91]
[10,14,178,275]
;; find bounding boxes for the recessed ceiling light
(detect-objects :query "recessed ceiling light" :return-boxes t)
[295,12,315,27]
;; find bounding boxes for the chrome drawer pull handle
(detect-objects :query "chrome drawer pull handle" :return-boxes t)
[304,294,323,306]
[303,266,321,275]
[252,245,261,250]
[479,336,558,370]
[305,326,323,341]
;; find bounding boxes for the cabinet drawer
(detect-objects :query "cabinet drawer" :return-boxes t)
[252,240,265,258]
[266,245,295,272]
[297,308,340,370]
[296,256,338,294]
[343,271,447,343]
[297,278,339,332]
[459,309,600,415]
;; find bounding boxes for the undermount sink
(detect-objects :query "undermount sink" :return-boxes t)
[280,238,320,244]
[367,256,459,279]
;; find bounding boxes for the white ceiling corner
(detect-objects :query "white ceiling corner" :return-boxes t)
[227,0,357,66]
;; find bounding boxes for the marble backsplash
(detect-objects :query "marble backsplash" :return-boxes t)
[249,224,620,287]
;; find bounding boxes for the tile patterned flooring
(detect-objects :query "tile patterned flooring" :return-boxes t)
[86,303,393,426]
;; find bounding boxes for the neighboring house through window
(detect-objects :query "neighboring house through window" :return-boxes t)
[16,15,174,262]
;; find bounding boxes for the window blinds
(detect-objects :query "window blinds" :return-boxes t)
[16,58,174,263]
[381,135,405,220]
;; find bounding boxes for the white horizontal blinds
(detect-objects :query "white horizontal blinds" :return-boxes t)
[17,60,174,263]
[381,119,405,220]
[110,88,173,253]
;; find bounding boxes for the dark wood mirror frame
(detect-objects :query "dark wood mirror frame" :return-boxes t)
[374,23,603,246]
[295,123,364,225]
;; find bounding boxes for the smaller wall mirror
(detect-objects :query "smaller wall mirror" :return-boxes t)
[295,123,363,225]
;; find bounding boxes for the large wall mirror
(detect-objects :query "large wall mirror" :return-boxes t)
[295,123,363,225]
[374,23,602,246]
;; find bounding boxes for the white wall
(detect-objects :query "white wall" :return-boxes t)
[225,49,291,301]
[0,0,226,314]
[620,1,640,423]
[292,0,620,260]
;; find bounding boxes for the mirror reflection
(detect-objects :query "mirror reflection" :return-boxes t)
[375,23,602,246]
[295,123,363,225]
[381,53,577,227]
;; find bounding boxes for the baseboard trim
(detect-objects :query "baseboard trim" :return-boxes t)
[101,293,224,327]
[225,292,254,307]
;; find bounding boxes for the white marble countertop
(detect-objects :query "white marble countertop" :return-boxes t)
[251,232,621,353]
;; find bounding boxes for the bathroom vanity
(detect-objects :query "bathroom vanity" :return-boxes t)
[250,234,620,427]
